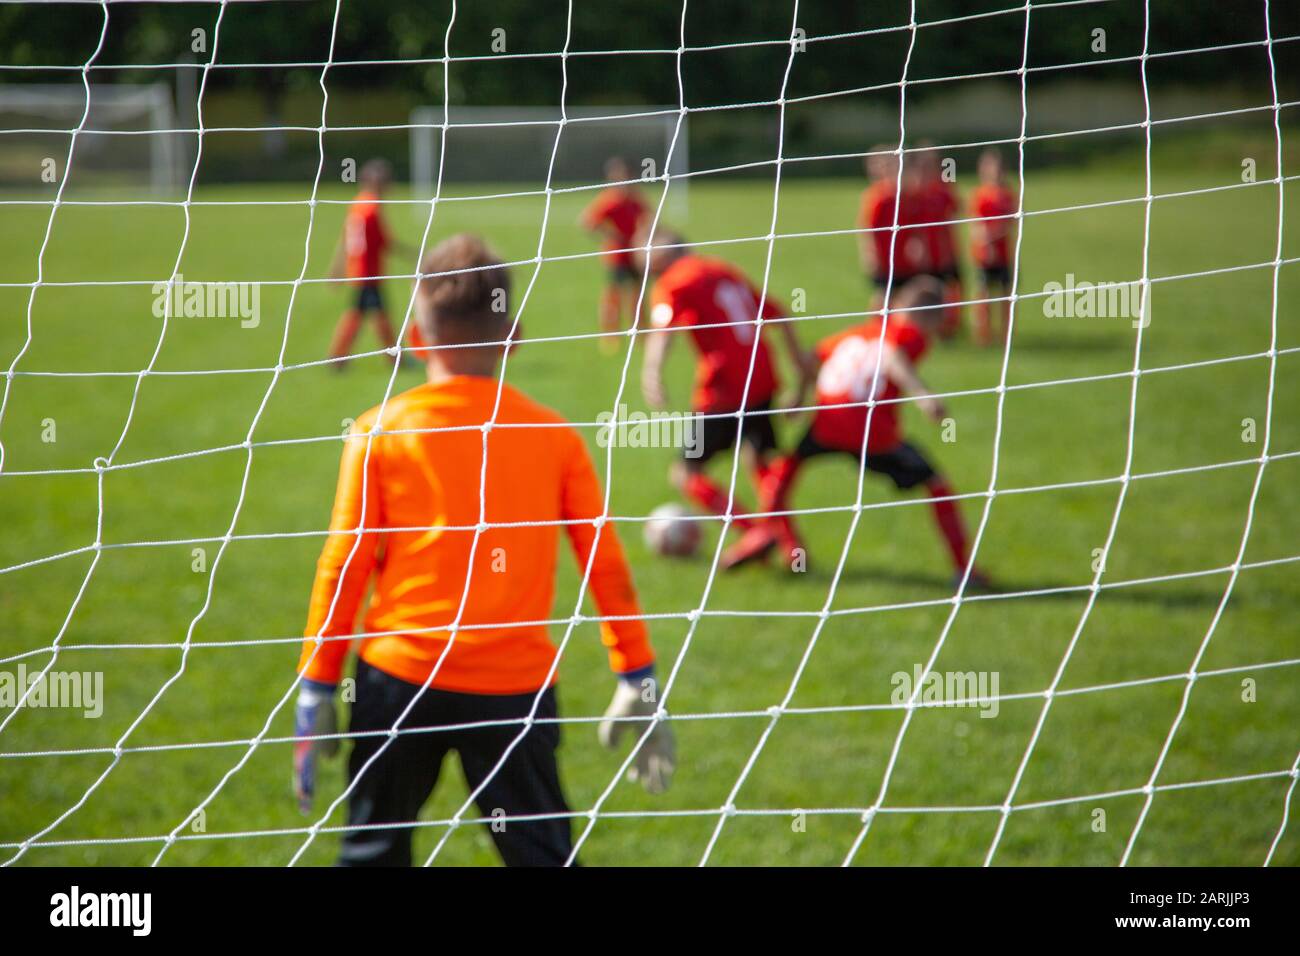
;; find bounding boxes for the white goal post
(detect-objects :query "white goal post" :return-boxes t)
[409,105,688,216]
[0,82,182,194]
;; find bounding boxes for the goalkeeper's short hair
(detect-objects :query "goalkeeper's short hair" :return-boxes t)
[416,233,512,344]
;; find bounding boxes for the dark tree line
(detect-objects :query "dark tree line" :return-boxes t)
[2,0,1290,109]
[3,1,1291,181]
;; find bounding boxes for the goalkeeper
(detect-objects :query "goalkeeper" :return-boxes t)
[294,233,675,867]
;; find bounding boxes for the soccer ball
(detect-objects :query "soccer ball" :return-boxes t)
[644,503,701,558]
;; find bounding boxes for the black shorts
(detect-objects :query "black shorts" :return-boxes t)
[930,265,961,283]
[980,264,1011,287]
[355,282,384,312]
[338,659,574,867]
[608,263,639,285]
[795,430,936,491]
[686,400,777,464]
[871,270,921,292]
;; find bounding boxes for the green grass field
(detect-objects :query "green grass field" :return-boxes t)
[1,141,1298,866]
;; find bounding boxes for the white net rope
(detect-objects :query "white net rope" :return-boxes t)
[0,0,1295,866]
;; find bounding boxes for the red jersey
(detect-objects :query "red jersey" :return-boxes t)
[649,255,780,414]
[969,182,1017,268]
[582,187,648,269]
[918,179,958,272]
[858,181,929,278]
[345,190,390,284]
[810,315,929,454]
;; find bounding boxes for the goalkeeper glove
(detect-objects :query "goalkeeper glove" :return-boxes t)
[293,677,340,814]
[598,668,676,794]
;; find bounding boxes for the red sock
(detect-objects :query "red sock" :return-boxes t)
[944,280,964,335]
[927,479,969,572]
[973,298,992,345]
[759,456,798,509]
[760,455,804,548]
[684,472,753,530]
[752,458,779,506]
[329,309,362,359]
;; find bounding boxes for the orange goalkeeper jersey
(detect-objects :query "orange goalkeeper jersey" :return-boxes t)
[298,375,654,694]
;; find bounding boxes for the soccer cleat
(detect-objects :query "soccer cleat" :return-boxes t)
[772,524,807,573]
[721,525,777,570]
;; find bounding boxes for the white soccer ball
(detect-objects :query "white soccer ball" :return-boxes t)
[644,503,701,558]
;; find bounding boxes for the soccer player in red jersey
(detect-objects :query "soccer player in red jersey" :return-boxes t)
[327,159,413,369]
[969,148,1019,346]
[915,145,965,338]
[857,145,930,314]
[581,157,650,353]
[638,227,816,541]
[722,278,985,586]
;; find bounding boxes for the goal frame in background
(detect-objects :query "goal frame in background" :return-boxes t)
[0,82,183,195]
[409,105,689,218]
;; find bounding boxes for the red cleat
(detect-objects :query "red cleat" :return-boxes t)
[772,528,807,572]
[721,526,777,571]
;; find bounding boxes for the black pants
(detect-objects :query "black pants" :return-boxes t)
[795,431,937,491]
[339,659,575,867]
[686,400,777,463]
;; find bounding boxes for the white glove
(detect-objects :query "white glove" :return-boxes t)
[598,674,676,794]
[293,679,340,814]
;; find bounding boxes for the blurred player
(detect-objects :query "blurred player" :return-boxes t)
[638,226,816,541]
[327,159,413,369]
[294,233,675,867]
[857,145,929,314]
[969,148,1018,346]
[723,278,986,586]
[915,143,964,338]
[580,157,650,353]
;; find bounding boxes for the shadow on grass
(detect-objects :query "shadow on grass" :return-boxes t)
[804,563,1284,612]
[995,331,1133,354]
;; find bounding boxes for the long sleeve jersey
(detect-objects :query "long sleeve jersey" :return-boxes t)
[298,374,654,694]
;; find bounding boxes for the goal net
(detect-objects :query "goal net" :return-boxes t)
[0,0,1296,870]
